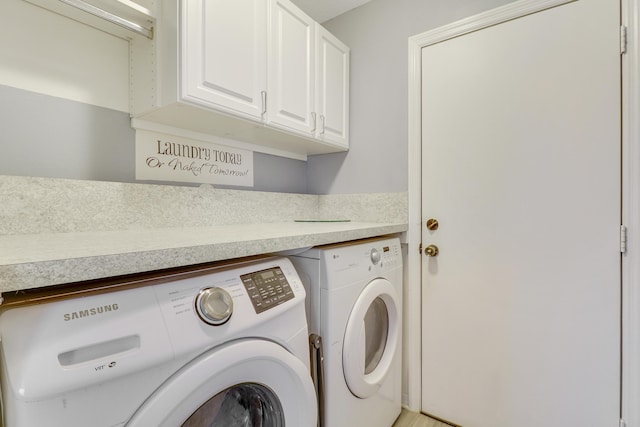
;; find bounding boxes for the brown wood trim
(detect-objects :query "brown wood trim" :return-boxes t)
[421,412,463,427]
[0,254,273,311]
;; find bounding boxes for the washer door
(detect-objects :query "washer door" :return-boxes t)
[126,339,317,426]
[342,278,400,399]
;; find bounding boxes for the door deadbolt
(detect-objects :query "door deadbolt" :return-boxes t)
[426,218,439,231]
[424,244,439,257]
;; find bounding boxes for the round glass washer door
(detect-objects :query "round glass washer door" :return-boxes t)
[342,278,400,399]
[182,382,283,426]
[127,339,317,427]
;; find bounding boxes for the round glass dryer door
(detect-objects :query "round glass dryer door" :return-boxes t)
[342,278,400,399]
[127,340,317,427]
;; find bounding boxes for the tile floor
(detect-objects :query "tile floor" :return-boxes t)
[392,409,455,427]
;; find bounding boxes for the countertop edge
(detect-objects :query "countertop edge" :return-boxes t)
[0,222,407,293]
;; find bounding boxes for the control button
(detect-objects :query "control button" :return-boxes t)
[195,287,233,326]
[370,248,381,265]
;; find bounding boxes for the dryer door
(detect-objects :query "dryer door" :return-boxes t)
[342,278,401,398]
[126,339,317,427]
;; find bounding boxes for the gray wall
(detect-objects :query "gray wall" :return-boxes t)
[307,0,516,194]
[1,0,516,195]
[0,85,307,193]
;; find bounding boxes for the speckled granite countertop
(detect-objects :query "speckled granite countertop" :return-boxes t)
[0,176,407,293]
[0,222,405,293]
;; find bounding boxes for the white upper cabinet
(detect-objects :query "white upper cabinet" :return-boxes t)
[315,25,349,148]
[268,0,316,135]
[268,0,350,149]
[131,0,349,159]
[182,0,267,120]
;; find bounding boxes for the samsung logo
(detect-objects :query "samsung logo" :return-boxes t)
[63,304,119,321]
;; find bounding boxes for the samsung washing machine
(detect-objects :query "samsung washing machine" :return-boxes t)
[289,236,403,427]
[0,256,317,426]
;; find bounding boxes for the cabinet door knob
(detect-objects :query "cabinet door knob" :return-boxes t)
[311,112,317,133]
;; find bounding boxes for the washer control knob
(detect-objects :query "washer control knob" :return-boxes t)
[370,248,381,265]
[195,287,233,326]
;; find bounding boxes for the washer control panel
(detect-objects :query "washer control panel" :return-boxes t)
[241,266,295,314]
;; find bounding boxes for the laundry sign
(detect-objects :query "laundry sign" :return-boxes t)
[135,130,254,187]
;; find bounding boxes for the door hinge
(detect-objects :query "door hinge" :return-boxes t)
[621,25,628,55]
[621,225,628,254]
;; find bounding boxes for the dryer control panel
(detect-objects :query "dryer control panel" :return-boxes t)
[305,237,403,287]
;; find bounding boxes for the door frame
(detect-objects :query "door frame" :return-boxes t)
[405,0,640,424]
[622,0,640,425]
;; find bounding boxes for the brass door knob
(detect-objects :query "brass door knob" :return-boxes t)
[425,244,439,257]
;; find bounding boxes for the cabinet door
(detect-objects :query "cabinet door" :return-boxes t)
[268,0,315,135]
[316,26,349,147]
[182,0,267,120]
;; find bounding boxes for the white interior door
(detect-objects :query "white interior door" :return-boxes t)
[420,1,621,426]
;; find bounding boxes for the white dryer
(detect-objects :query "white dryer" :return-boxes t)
[0,257,317,427]
[290,236,403,427]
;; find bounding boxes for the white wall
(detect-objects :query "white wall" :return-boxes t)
[307,0,517,194]
[0,0,130,112]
